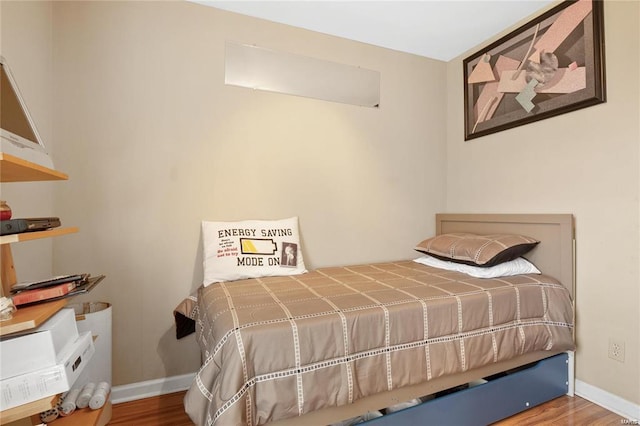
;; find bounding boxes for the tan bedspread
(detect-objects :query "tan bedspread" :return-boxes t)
[180,260,574,426]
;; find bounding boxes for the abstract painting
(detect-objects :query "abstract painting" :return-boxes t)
[463,0,606,140]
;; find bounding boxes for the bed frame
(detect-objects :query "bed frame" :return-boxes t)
[270,213,575,426]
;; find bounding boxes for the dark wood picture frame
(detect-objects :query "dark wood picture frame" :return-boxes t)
[463,0,606,141]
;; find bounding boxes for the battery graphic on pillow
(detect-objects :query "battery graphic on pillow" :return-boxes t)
[240,238,277,255]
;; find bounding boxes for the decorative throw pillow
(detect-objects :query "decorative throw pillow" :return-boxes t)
[202,217,307,286]
[413,255,541,279]
[414,233,539,267]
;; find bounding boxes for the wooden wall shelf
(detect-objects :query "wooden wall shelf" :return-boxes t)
[48,401,112,426]
[0,227,79,245]
[0,152,77,293]
[0,299,67,336]
[0,153,68,182]
[0,395,58,425]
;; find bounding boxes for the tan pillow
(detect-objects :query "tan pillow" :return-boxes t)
[415,233,539,267]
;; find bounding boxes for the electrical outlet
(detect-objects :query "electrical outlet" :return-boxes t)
[608,339,625,363]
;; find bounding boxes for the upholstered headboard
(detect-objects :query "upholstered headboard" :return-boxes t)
[436,214,575,298]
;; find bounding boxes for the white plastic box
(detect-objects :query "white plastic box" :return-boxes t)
[38,308,79,355]
[0,331,94,411]
[59,331,95,385]
[0,330,57,380]
[0,308,79,380]
[0,364,68,411]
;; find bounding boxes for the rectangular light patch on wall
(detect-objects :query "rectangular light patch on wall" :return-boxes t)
[225,42,380,108]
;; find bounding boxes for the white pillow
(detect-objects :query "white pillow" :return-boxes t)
[413,255,540,279]
[202,217,307,286]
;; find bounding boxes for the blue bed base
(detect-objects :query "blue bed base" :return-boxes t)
[363,353,569,425]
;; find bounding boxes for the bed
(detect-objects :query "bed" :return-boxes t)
[174,213,575,426]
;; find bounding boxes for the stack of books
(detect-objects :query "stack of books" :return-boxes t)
[10,274,105,307]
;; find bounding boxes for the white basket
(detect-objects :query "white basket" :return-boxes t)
[68,302,112,386]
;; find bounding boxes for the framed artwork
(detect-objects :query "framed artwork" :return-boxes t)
[463,0,606,141]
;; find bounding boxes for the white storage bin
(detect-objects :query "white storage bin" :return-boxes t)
[68,302,112,386]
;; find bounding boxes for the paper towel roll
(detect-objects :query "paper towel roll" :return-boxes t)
[76,382,96,409]
[89,381,111,410]
[60,388,81,416]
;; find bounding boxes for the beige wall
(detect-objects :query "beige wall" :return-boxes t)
[49,1,447,385]
[445,1,640,405]
[0,1,55,282]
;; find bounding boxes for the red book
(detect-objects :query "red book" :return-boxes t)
[11,282,76,306]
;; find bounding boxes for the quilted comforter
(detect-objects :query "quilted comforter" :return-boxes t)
[174,260,574,426]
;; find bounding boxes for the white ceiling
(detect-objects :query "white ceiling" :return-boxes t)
[192,1,554,61]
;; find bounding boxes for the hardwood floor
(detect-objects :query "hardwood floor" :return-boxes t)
[494,395,625,425]
[111,392,626,425]
[110,392,193,426]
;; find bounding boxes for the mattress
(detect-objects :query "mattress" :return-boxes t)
[175,260,575,426]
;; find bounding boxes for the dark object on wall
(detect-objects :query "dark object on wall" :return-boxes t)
[463,0,606,141]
